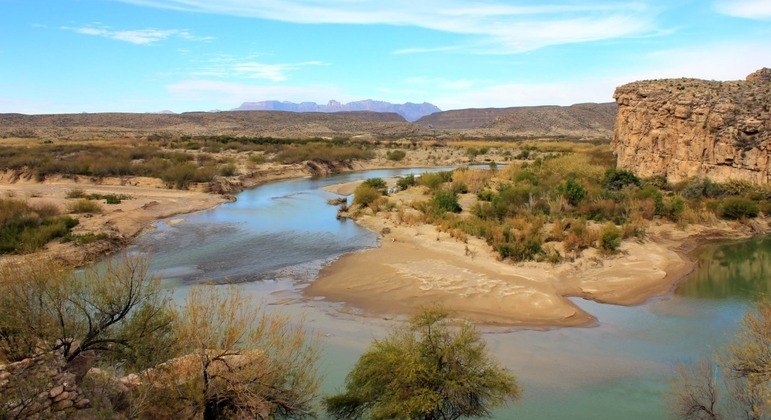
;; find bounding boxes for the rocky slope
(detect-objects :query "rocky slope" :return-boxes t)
[234,99,441,122]
[416,103,617,138]
[613,68,770,184]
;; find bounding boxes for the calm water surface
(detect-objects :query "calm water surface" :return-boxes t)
[133,169,770,419]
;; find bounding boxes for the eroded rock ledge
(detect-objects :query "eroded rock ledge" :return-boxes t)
[612,68,770,184]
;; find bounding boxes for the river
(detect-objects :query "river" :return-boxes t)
[131,168,770,419]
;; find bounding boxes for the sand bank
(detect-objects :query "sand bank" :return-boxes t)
[307,190,766,326]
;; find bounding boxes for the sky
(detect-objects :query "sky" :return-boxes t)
[1,0,770,114]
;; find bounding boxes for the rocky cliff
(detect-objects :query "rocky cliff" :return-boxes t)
[612,68,770,184]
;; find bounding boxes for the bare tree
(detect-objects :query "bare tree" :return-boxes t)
[668,358,722,420]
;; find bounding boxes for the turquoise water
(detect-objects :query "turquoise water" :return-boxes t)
[132,169,770,419]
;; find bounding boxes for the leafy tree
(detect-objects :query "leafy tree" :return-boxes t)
[325,308,520,419]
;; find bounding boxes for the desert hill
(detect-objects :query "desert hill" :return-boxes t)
[0,110,421,140]
[416,102,617,138]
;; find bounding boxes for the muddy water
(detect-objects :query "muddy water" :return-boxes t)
[133,169,770,419]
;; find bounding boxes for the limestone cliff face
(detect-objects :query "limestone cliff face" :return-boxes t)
[612,68,770,184]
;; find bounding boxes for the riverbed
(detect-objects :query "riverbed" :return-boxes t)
[132,168,770,419]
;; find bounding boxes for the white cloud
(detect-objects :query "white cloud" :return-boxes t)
[714,0,771,19]
[61,24,213,45]
[165,80,350,106]
[118,0,659,53]
[191,56,327,82]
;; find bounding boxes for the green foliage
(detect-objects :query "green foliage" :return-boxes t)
[559,178,587,206]
[396,174,416,190]
[325,308,519,419]
[681,177,724,199]
[429,189,462,214]
[362,177,387,190]
[0,199,77,254]
[603,168,641,190]
[386,149,406,161]
[274,143,373,164]
[160,163,215,189]
[496,239,543,262]
[600,223,622,253]
[353,184,382,208]
[69,198,103,214]
[418,171,453,191]
[477,189,495,202]
[720,197,760,220]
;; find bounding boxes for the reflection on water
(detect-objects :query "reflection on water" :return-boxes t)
[130,167,769,420]
[676,236,770,300]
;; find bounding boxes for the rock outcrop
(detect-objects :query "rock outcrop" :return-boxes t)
[612,68,770,184]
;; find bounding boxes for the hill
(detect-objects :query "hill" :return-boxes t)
[0,110,421,140]
[234,100,441,122]
[417,103,617,138]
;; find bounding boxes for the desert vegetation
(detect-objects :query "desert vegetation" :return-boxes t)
[0,255,320,418]
[0,199,78,254]
[325,308,519,419]
[344,141,769,263]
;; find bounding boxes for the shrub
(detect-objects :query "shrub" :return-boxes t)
[396,174,416,190]
[65,188,87,199]
[386,150,406,161]
[429,189,462,214]
[681,177,723,199]
[418,171,452,190]
[353,184,381,208]
[477,189,495,202]
[559,179,587,206]
[362,177,387,190]
[0,199,77,254]
[719,197,759,220]
[218,163,236,177]
[496,239,543,262]
[603,168,641,190]
[69,199,102,214]
[600,223,622,253]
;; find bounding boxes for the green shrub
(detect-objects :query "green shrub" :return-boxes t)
[429,189,462,214]
[0,199,78,253]
[69,199,102,214]
[681,177,723,199]
[603,168,641,190]
[396,174,416,190]
[477,190,495,202]
[362,178,387,190]
[353,184,381,208]
[600,223,622,253]
[386,150,406,161]
[719,197,759,220]
[559,179,587,206]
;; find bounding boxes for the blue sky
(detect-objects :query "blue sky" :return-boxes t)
[1,0,769,113]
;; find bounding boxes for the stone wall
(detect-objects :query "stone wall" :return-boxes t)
[0,355,91,418]
[612,68,770,184]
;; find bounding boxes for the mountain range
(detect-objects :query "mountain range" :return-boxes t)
[233,100,440,122]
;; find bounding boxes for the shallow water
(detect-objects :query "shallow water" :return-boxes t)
[133,169,770,419]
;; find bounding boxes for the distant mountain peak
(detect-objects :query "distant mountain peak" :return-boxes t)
[234,99,440,122]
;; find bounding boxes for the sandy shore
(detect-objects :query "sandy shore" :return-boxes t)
[307,185,768,327]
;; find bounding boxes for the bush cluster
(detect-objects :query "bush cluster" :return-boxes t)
[0,199,78,254]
